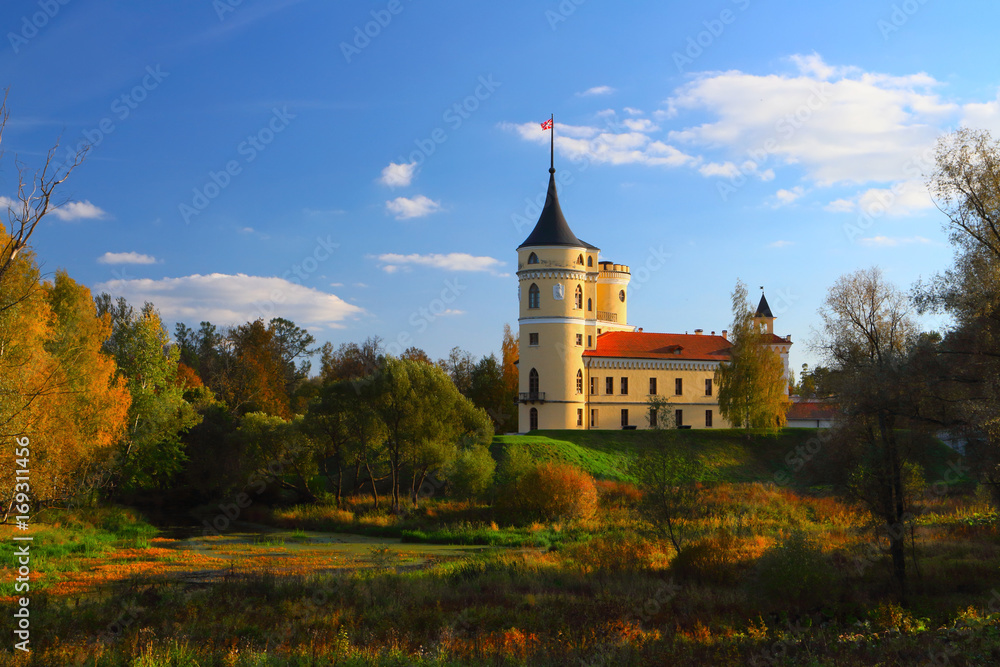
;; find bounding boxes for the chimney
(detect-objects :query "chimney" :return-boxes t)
[711,331,715,336]
[694,328,703,335]
[722,330,728,340]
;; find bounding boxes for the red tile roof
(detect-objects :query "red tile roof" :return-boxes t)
[583,331,732,361]
[787,401,838,421]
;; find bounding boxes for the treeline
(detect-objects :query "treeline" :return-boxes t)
[0,222,521,515]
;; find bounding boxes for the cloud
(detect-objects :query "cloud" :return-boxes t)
[578,86,615,96]
[50,200,106,221]
[768,240,795,248]
[98,252,158,265]
[665,53,956,186]
[385,195,441,220]
[824,180,933,217]
[770,186,807,207]
[379,161,418,188]
[501,121,698,168]
[93,273,365,329]
[373,252,505,275]
[623,107,643,116]
[857,235,932,247]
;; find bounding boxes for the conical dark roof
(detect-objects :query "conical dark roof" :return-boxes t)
[518,169,586,249]
[755,293,774,318]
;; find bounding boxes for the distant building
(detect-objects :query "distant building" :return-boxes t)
[515,161,792,432]
[786,399,837,428]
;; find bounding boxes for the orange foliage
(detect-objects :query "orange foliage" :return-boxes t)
[519,462,598,521]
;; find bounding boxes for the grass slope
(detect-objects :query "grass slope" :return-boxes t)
[493,428,961,487]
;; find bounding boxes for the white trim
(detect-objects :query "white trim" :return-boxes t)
[519,317,589,325]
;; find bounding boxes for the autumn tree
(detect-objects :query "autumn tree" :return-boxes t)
[0,255,130,511]
[816,266,920,597]
[917,128,1000,504]
[715,280,789,433]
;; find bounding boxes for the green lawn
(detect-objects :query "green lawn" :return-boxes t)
[492,427,961,487]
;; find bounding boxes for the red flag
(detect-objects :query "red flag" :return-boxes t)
[540,119,553,130]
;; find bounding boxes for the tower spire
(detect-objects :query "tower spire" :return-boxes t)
[549,114,554,173]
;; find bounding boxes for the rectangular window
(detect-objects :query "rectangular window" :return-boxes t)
[590,409,598,427]
[675,409,683,427]
[575,333,583,346]
[576,372,583,394]
[705,378,713,396]
[587,335,592,347]
[621,409,629,427]
[649,377,657,395]
[606,377,614,394]
[705,409,713,427]
[649,407,657,428]
[590,377,597,395]
[675,378,683,396]
[529,333,539,346]
[577,409,583,427]
[620,377,629,395]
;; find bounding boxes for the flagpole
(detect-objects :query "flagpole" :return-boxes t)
[549,113,554,172]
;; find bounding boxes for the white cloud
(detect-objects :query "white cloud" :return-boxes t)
[623,107,643,116]
[622,118,659,132]
[379,161,418,188]
[665,53,957,186]
[385,195,441,220]
[768,240,795,248]
[501,121,698,169]
[770,186,807,207]
[373,252,504,275]
[50,200,106,221]
[329,282,344,287]
[858,236,932,247]
[824,179,934,217]
[578,85,615,96]
[97,251,158,265]
[93,273,365,329]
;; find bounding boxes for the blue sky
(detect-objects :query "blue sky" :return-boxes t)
[3,0,998,375]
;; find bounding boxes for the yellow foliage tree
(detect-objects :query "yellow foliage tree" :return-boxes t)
[0,241,130,511]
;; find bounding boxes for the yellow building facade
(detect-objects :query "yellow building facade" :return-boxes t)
[515,164,791,432]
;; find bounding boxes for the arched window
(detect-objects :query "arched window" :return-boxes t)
[577,254,584,265]
[587,256,593,267]
[619,289,626,303]
[576,369,583,394]
[527,252,539,264]
[587,298,592,312]
[528,283,540,309]
[529,368,539,395]
[529,407,538,430]
[574,284,583,309]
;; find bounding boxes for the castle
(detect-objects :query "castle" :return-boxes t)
[515,162,792,432]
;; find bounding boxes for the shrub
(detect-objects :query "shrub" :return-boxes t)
[596,480,643,509]
[447,444,497,500]
[670,530,740,585]
[749,529,835,609]
[496,462,597,522]
[568,533,655,573]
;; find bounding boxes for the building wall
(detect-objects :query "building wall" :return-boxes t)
[583,359,733,430]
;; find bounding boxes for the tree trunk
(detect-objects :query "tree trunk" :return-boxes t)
[365,460,379,510]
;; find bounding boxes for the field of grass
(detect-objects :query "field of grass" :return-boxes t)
[0,429,989,665]
[493,428,960,487]
[4,484,1000,665]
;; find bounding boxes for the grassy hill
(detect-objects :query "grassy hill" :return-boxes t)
[491,428,961,488]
